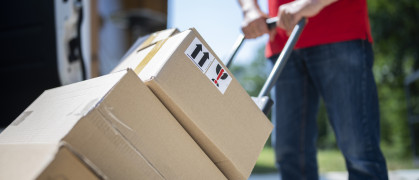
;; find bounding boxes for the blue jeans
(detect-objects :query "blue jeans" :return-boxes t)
[269,40,388,180]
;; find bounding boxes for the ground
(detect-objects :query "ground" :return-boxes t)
[250,147,419,179]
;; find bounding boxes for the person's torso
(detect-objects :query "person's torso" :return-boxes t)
[266,0,372,57]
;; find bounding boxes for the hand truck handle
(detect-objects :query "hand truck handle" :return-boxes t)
[225,17,279,68]
[258,18,307,98]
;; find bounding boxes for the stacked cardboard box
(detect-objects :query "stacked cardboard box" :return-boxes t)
[0,69,225,180]
[0,28,272,180]
[112,28,273,179]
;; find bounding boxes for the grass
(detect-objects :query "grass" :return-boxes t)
[251,147,278,174]
[317,149,346,172]
[251,146,416,174]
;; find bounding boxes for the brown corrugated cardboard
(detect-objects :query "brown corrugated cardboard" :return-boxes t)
[115,28,274,179]
[137,28,180,50]
[37,144,101,180]
[0,69,225,180]
[0,143,103,180]
[112,28,180,73]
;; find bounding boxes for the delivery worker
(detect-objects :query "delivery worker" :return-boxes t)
[237,0,388,179]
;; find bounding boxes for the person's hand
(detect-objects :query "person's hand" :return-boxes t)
[241,8,270,39]
[277,0,337,35]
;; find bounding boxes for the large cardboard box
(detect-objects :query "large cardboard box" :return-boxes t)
[0,69,225,180]
[0,143,103,180]
[112,29,274,179]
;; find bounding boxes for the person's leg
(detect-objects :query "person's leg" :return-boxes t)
[303,40,388,180]
[270,51,320,180]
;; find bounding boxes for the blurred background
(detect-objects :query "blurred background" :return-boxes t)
[1,0,419,177]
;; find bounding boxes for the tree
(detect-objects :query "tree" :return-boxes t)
[369,0,419,158]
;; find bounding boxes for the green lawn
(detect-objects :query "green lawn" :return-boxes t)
[252,147,416,174]
[251,147,278,174]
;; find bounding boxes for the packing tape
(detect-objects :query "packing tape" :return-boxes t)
[134,37,169,74]
[137,33,157,50]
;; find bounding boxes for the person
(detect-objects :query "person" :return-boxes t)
[237,0,388,179]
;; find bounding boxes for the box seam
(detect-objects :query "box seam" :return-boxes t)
[96,107,167,180]
[57,142,108,180]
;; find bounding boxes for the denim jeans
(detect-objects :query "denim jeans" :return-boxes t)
[269,40,388,180]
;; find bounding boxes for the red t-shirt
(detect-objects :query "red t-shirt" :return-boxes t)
[266,0,373,58]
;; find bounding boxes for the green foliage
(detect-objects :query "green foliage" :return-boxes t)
[368,0,419,66]
[368,0,419,158]
[230,46,270,97]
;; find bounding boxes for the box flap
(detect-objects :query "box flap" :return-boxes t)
[113,28,180,74]
[137,31,189,81]
[36,144,105,180]
[0,143,58,180]
[137,28,180,50]
[0,71,128,144]
[0,143,104,180]
[111,45,154,73]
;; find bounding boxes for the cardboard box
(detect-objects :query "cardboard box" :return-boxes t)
[0,143,103,180]
[0,69,225,180]
[113,29,274,179]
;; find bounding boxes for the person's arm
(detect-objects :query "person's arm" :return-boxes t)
[277,0,338,34]
[237,0,270,39]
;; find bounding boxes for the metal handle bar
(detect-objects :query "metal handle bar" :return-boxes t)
[258,18,306,97]
[225,17,279,68]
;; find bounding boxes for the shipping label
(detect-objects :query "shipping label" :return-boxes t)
[205,60,232,94]
[185,38,215,72]
[185,37,232,94]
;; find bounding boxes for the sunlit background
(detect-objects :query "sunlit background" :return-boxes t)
[1,0,419,179]
[167,0,269,65]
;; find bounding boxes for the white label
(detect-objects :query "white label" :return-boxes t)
[185,38,215,72]
[205,60,232,94]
